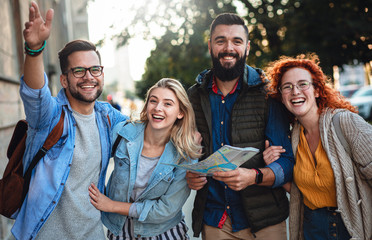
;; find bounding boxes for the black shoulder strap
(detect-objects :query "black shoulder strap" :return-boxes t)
[111,135,123,156]
[111,121,130,156]
[22,109,65,200]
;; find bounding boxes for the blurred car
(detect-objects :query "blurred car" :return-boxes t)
[349,86,372,120]
[338,85,360,99]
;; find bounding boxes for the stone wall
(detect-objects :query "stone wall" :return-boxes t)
[0,0,89,238]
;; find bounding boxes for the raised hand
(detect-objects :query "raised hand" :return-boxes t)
[23,1,54,49]
[263,140,285,165]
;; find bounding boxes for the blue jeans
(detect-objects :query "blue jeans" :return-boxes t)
[303,205,351,240]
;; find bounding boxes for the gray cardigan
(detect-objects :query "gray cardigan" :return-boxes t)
[289,108,372,240]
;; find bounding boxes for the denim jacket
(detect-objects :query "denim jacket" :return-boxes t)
[102,122,194,238]
[11,74,128,240]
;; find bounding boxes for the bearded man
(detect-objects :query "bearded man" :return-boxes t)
[186,13,294,240]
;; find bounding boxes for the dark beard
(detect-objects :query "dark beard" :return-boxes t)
[211,50,246,82]
[66,76,103,103]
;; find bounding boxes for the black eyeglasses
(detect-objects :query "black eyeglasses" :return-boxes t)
[66,66,104,78]
[279,80,312,94]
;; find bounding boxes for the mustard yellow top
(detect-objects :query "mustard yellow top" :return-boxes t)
[293,126,337,210]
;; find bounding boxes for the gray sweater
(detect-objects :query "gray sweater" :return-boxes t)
[289,108,372,240]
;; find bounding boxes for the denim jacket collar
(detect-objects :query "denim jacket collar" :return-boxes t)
[117,122,180,186]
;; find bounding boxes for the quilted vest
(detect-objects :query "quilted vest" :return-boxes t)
[187,68,289,237]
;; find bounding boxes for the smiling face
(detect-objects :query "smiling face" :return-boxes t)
[146,87,184,133]
[60,51,104,109]
[280,68,319,120]
[209,24,250,81]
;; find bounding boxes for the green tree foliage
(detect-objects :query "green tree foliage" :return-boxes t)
[135,29,210,99]
[110,0,236,98]
[109,0,371,99]
[290,0,371,75]
[243,0,372,75]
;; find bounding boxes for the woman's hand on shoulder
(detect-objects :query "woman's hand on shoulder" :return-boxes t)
[89,183,115,213]
[193,131,202,144]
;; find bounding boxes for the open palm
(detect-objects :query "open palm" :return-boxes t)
[23,1,54,49]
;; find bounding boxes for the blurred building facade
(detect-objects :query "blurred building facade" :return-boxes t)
[0,0,89,238]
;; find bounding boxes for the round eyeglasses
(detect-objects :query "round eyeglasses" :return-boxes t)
[66,66,104,78]
[279,80,312,94]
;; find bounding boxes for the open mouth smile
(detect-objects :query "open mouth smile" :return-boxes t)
[291,98,305,106]
[152,114,165,120]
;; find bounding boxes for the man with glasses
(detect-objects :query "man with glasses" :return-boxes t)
[11,2,127,239]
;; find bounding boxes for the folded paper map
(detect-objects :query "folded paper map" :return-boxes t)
[164,145,259,175]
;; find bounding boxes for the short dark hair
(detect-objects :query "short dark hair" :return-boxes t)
[58,40,101,74]
[210,13,249,40]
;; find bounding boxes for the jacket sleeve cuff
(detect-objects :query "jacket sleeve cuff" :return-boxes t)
[267,161,285,188]
[128,203,139,218]
[20,73,49,98]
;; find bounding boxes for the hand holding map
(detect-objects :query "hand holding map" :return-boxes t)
[164,145,259,175]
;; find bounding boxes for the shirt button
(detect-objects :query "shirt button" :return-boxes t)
[159,173,162,175]
[61,183,64,185]
[227,206,230,209]
[346,177,353,183]
[333,233,337,237]
[222,100,225,104]
[221,121,223,125]
[221,143,224,146]
[332,223,336,227]
[225,186,227,189]
[333,212,337,216]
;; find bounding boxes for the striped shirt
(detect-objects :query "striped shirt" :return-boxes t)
[107,217,189,240]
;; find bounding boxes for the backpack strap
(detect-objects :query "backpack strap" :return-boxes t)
[332,112,351,155]
[111,134,123,156]
[107,114,111,128]
[22,109,65,200]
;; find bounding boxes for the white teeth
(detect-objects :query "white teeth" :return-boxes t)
[153,115,164,119]
[224,56,234,60]
[81,85,95,89]
[291,99,305,105]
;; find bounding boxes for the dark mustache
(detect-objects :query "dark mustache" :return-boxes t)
[218,52,239,58]
[77,81,98,87]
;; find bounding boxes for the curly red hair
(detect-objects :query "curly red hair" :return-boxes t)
[265,53,357,115]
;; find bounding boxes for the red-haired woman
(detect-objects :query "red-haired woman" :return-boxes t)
[263,54,372,240]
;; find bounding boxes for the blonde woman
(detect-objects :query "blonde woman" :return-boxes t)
[89,78,202,239]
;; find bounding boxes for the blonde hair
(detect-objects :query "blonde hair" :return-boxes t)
[139,78,202,161]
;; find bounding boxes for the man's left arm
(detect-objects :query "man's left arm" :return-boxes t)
[263,98,294,188]
[212,99,294,190]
